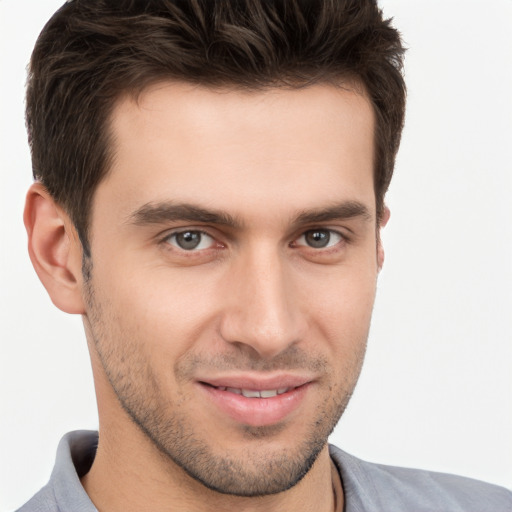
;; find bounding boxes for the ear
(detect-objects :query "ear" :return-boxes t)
[377,206,390,271]
[24,183,86,314]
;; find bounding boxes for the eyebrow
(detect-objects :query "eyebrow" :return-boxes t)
[127,199,372,229]
[128,202,242,229]
[293,201,373,225]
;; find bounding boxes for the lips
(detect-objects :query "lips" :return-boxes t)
[198,375,312,427]
[213,386,292,398]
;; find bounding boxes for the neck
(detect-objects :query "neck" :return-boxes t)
[83,349,343,512]
[81,421,341,512]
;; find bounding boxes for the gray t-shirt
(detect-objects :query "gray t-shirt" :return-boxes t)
[16,430,512,512]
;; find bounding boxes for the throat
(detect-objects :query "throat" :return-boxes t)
[331,459,344,512]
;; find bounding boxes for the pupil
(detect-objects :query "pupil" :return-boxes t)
[305,230,330,248]
[176,231,201,250]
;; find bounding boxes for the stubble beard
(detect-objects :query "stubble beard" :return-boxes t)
[83,262,367,497]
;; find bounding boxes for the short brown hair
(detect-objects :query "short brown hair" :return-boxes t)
[26,0,406,256]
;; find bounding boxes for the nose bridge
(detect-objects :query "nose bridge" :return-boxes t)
[220,242,304,358]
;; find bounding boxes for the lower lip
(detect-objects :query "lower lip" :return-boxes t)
[199,383,310,427]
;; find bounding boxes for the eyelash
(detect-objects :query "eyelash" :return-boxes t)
[291,229,347,251]
[161,230,219,252]
[160,227,349,254]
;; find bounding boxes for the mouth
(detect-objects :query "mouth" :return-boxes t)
[197,377,311,427]
[202,384,295,398]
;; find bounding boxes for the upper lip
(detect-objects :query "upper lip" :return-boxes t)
[198,373,313,391]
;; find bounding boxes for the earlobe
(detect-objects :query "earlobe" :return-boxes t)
[24,183,86,314]
[377,206,390,271]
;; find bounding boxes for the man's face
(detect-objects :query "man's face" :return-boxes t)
[83,82,379,496]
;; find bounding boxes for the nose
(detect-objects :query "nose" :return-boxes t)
[219,245,306,359]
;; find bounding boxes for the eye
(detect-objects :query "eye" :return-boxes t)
[294,229,343,249]
[165,230,215,251]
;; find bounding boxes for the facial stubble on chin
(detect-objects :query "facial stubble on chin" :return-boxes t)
[82,258,367,497]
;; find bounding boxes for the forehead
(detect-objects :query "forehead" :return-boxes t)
[97,82,375,225]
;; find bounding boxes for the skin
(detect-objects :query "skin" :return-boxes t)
[25,82,387,512]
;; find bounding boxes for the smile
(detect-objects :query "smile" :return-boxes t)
[198,378,311,427]
[212,386,293,398]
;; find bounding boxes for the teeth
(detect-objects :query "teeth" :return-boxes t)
[218,386,292,398]
[241,389,261,398]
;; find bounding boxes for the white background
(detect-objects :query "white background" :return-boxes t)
[1,1,511,509]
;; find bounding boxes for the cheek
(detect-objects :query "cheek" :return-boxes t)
[90,236,378,365]
[300,260,377,339]
[93,262,223,360]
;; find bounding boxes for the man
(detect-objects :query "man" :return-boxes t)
[12,0,511,511]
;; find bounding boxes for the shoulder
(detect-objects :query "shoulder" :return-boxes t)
[329,444,512,512]
[15,431,98,512]
[15,486,58,512]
